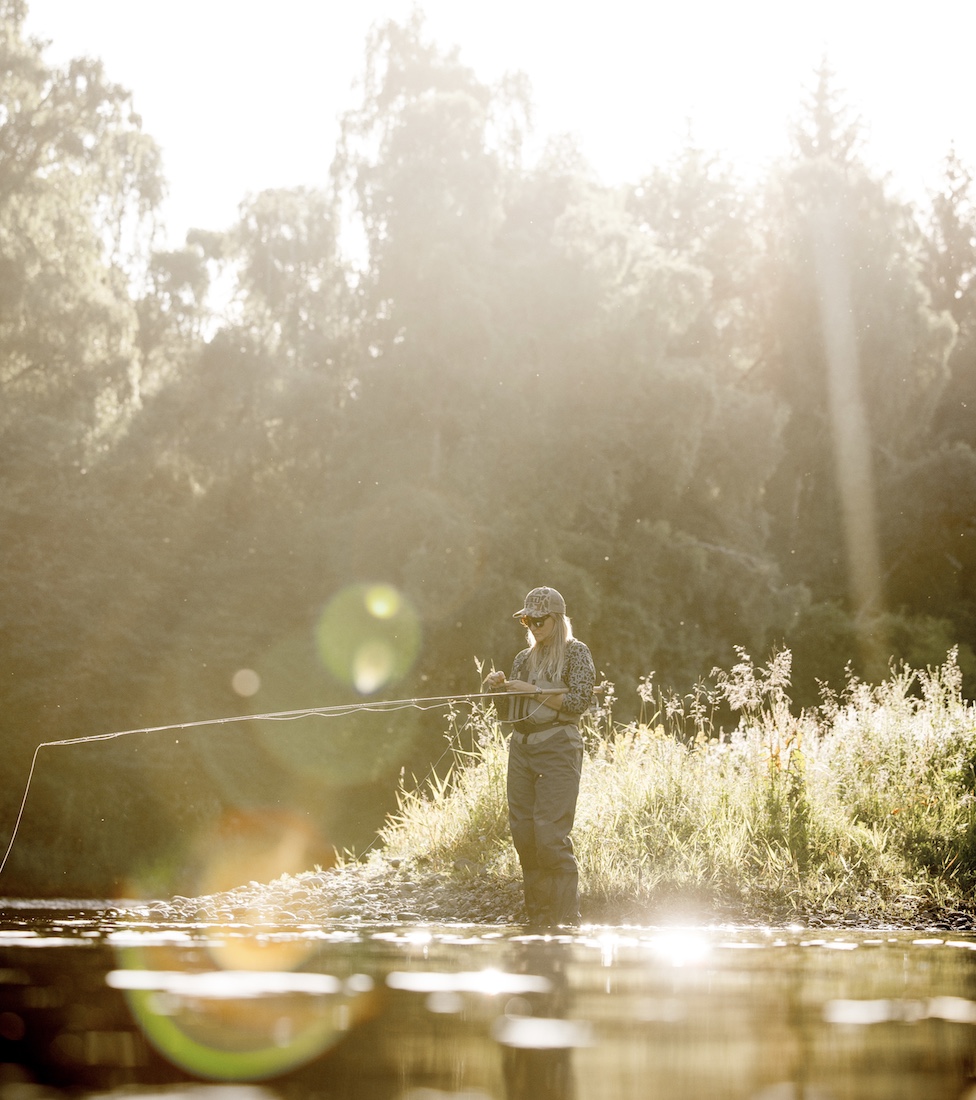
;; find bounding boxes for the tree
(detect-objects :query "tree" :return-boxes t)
[757,65,956,683]
[922,147,976,330]
[923,148,976,454]
[0,0,165,717]
[0,0,161,461]
[323,12,804,703]
[626,142,761,367]
[328,11,520,625]
[0,4,197,893]
[890,149,976,687]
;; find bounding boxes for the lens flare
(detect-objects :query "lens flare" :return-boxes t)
[248,629,419,786]
[231,669,261,697]
[365,586,400,619]
[352,641,396,693]
[186,808,334,903]
[316,584,421,695]
[112,943,379,1081]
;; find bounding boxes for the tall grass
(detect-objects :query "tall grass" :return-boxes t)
[379,650,976,922]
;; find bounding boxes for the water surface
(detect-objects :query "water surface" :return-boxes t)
[1,901,975,1099]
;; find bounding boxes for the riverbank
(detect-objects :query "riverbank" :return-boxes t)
[127,850,976,932]
[125,650,976,932]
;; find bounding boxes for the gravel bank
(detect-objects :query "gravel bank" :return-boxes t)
[114,854,976,932]
[130,855,525,926]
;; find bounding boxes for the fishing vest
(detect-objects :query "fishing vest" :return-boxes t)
[497,672,576,741]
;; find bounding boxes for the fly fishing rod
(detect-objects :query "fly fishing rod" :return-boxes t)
[0,689,510,879]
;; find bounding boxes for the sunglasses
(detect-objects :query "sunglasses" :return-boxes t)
[520,615,551,629]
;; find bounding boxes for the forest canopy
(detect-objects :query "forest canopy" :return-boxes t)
[2,1,975,895]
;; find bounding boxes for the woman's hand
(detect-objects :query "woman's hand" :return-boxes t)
[484,670,507,690]
[504,679,537,694]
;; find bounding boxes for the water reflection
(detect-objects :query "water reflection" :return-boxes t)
[495,942,586,1100]
[0,910,975,1099]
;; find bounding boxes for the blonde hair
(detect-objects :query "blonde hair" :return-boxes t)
[525,614,574,684]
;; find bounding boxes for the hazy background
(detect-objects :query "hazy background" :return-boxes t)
[25,1,976,245]
[3,0,974,898]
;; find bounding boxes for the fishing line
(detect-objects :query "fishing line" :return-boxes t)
[0,690,508,879]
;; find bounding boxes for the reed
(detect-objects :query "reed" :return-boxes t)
[378,649,976,922]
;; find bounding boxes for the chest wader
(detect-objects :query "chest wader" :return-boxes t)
[498,676,583,927]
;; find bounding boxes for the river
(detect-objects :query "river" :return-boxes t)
[1,900,975,1099]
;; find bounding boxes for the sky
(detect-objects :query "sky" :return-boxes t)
[22,0,976,250]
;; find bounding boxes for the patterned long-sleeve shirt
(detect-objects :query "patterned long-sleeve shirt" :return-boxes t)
[510,638,596,717]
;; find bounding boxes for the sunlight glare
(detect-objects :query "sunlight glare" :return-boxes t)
[647,930,711,968]
[106,969,342,997]
[493,1016,593,1050]
[386,969,551,995]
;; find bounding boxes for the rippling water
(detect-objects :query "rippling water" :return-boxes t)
[2,901,976,1099]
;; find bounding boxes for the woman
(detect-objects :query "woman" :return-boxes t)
[486,586,595,926]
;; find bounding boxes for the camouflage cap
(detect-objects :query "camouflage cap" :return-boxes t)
[513,586,567,619]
